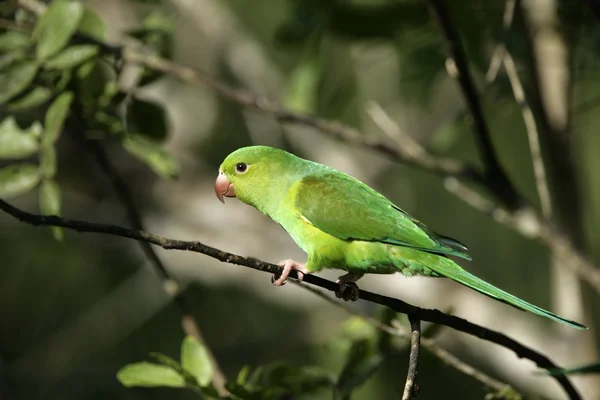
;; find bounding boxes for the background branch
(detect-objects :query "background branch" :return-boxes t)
[402,317,421,400]
[0,199,581,400]
[425,0,520,209]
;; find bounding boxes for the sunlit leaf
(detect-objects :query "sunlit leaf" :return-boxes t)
[180,335,213,387]
[263,363,335,394]
[39,179,63,240]
[141,11,175,33]
[0,31,30,52]
[44,92,73,144]
[7,86,52,111]
[78,7,106,40]
[45,45,99,70]
[284,56,320,113]
[40,142,57,179]
[236,365,252,385]
[148,352,183,372]
[126,97,168,140]
[122,134,180,179]
[0,49,27,71]
[117,362,186,388]
[0,163,40,198]
[0,117,40,159]
[0,62,38,104]
[34,0,84,60]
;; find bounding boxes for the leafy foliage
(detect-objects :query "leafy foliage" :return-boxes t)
[0,0,179,242]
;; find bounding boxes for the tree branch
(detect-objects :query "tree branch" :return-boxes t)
[119,47,482,184]
[0,199,581,400]
[14,0,600,297]
[402,317,421,400]
[425,0,521,209]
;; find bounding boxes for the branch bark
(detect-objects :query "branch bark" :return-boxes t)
[0,199,581,400]
[402,317,421,400]
[425,0,521,209]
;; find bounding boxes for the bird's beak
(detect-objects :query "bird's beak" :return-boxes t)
[215,171,236,203]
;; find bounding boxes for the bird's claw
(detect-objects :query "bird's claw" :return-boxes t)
[272,259,308,286]
[335,282,360,302]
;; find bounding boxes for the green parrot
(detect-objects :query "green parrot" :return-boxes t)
[215,146,586,330]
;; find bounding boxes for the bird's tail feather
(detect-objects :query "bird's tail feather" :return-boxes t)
[431,262,587,330]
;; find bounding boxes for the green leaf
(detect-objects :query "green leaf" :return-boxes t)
[0,117,40,159]
[45,45,99,70]
[7,86,52,111]
[39,179,63,240]
[0,49,27,71]
[122,134,180,179]
[0,62,38,104]
[0,163,40,198]
[180,335,213,387]
[149,352,183,372]
[40,142,57,179]
[142,11,175,33]
[236,365,252,385]
[284,56,320,113]
[34,0,84,60]
[44,92,73,144]
[337,340,383,396]
[78,7,106,40]
[126,98,168,140]
[0,31,30,52]
[263,363,335,394]
[117,362,186,388]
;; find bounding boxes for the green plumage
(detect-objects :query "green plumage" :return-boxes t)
[218,146,586,330]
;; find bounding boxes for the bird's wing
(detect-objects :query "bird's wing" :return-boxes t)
[292,171,471,260]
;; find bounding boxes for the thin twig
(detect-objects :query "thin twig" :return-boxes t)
[492,0,552,218]
[120,47,481,184]
[86,141,228,395]
[0,199,581,400]
[402,317,421,400]
[502,51,553,217]
[485,0,518,83]
[425,0,521,209]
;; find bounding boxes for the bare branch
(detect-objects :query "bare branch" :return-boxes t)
[0,199,581,400]
[425,0,521,209]
[486,0,518,83]
[502,51,553,217]
[402,317,421,400]
[120,47,481,184]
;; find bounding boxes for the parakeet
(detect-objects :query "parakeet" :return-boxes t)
[215,145,586,330]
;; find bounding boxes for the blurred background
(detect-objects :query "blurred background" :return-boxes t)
[1,0,600,399]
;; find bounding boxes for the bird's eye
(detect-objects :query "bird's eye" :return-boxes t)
[235,163,248,174]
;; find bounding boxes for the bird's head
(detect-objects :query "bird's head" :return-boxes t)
[215,146,297,207]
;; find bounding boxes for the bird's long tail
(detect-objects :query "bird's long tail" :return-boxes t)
[429,260,587,330]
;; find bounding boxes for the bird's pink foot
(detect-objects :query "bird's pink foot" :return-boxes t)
[272,259,310,286]
[335,272,364,302]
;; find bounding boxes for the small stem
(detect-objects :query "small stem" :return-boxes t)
[402,317,421,400]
